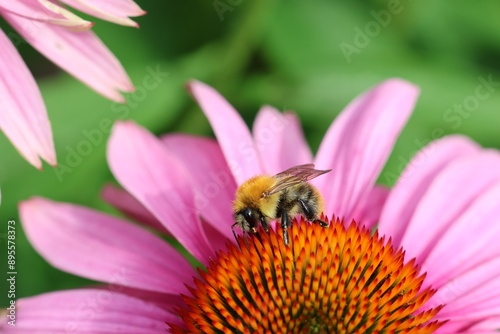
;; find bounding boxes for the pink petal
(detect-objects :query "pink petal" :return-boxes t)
[436,321,500,334]
[99,285,186,328]
[314,79,419,222]
[161,133,237,239]
[0,289,175,333]
[428,257,500,310]
[0,30,55,168]
[3,13,133,102]
[200,219,230,251]
[350,185,389,229]
[0,0,93,30]
[444,289,500,318]
[107,121,218,264]
[101,183,170,235]
[378,135,480,246]
[466,317,500,332]
[252,106,313,174]
[112,285,185,313]
[428,258,500,333]
[422,182,500,289]
[19,197,194,295]
[59,0,146,27]
[398,151,500,263]
[187,80,264,184]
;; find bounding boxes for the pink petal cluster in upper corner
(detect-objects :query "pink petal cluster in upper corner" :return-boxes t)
[0,0,93,31]
[0,0,144,168]
[0,29,55,168]
[3,13,134,102]
[60,0,146,27]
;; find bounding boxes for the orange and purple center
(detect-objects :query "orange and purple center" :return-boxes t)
[171,218,444,333]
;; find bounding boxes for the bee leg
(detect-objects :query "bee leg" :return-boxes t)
[298,198,329,228]
[231,222,239,242]
[313,219,329,228]
[260,216,270,234]
[298,198,315,220]
[232,223,251,248]
[281,212,291,246]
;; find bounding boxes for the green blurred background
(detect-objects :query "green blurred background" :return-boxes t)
[1,0,500,304]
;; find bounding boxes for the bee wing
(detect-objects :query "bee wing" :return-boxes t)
[274,164,316,178]
[263,164,331,196]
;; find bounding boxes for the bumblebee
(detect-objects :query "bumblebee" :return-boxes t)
[232,164,331,245]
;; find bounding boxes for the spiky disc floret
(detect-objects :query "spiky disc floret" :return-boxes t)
[170,218,445,334]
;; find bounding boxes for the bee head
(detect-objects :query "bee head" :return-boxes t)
[234,208,262,233]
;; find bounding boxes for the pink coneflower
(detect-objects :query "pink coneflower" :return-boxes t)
[0,0,145,168]
[3,80,500,333]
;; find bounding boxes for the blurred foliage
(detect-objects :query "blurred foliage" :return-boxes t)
[1,0,500,304]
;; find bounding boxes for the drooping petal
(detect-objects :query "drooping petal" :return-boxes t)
[0,0,93,30]
[107,121,217,264]
[0,289,175,333]
[161,134,236,239]
[398,151,500,263]
[422,182,500,288]
[314,79,419,223]
[59,0,146,27]
[101,183,169,235]
[3,13,133,102]
[19,197,194,295]
[187,80,264,184]
[252,106,313,174]
[0,30,55,168]
[378,135,480,246]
